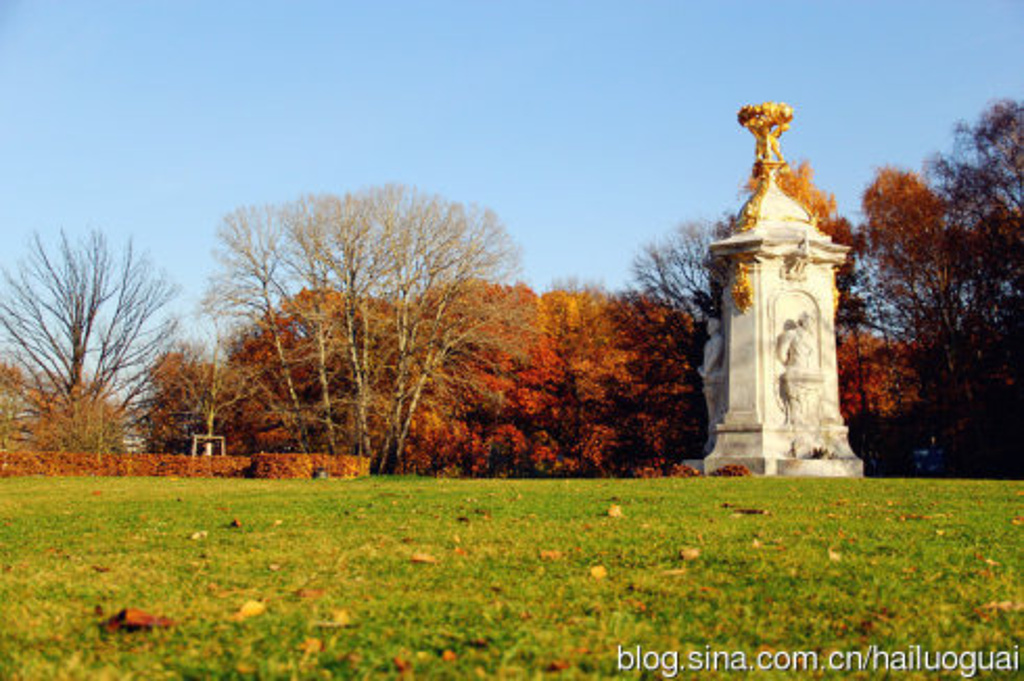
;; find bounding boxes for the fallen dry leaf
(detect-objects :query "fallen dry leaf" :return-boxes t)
[268,563,282,572]
[298,638,324,654]
[751,539,764,549]
[231,600,266,621]
[190,531,207,540]
[228,518,243,529]
[540,550,564,561]
[546,660,571,672]
[272,519,283,527]
[410,552,438,564]
[315,608,354,629]
[102,608,175,632]
[590,565,608,580]
[442,649,457,662]
[393,657,412,673]
[732,508,769,515]
[295,588,325,599]
[679,547,701,561]
[453,547,468,556]
[980,601,1024,612]
[975,553,1001,566]
[92,565,111,573]
[1012,516,1023,526]
[828,548,842,562]
[661,568,688,576]
[235,663,257,674]
[607,504,623,518]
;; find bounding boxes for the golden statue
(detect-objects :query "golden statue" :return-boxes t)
[738,102,793,167]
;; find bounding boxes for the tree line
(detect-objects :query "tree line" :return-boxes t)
[0,100,1019,477]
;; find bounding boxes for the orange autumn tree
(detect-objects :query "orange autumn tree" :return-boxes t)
[0,362,28,451]
[404,284,706,477]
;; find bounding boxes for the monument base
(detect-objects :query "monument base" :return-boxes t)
[776,458,863,477]
[682,456,863,477]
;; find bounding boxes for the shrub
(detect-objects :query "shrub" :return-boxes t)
[710,464,752,477]
[666,463,702,478]
[249,453,314,479]
[0,451,369,479]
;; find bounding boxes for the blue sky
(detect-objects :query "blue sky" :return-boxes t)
[1,1,1021,318]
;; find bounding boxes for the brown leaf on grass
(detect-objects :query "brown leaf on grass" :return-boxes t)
[540,550,564,561]
[411,552,438,564]
[980,601,1024,612]
[453,547,468,556]
[189,531,207,540]
[828,548,842,562]
[315,608,354,628]
[732,508,769,515]
[590,565,608,580]
[442,649,457,662]
[298,638,324,654]
[268,563,282,572]
[679,547,701,561]
[101,608,175,632]
[607,504,623,518]
[294,588,325,599]
[751,539,764,549]
[546,660,571,672]
[228,518,243,529]
[975,553,1000,566]
[393,657,412,673]
[230,600,266,621]
[1012,516,1023,526]
[235,662,257,674]
[92,565,111,573]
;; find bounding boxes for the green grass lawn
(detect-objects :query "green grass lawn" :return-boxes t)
[0,476,1021,679]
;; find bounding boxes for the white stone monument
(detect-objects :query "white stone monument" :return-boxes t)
[697,102,862,477]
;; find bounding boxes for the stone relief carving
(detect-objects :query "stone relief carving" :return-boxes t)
[781,236,810,282]
[775,311,822,427]
[699,318,726,453]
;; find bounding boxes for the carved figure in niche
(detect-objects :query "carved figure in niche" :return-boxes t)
[776,312,820,426]
[700,318,726,452]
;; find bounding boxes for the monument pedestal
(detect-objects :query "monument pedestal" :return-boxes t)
[697,153,862,477]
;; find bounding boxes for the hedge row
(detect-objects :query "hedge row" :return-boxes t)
[0,451,370,479]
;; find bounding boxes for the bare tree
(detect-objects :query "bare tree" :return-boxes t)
[364,186,520,473]
[211,185,521,471]
[210,207,315,452]
[0,231,177,450]
[631,218,730,320]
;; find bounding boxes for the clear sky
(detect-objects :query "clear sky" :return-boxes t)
[1,1,1021,318]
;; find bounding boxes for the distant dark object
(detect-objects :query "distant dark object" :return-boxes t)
[913,446,944,476]
[313,467,329,480]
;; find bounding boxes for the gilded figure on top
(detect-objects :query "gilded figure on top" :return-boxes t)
[738,102,793,165]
